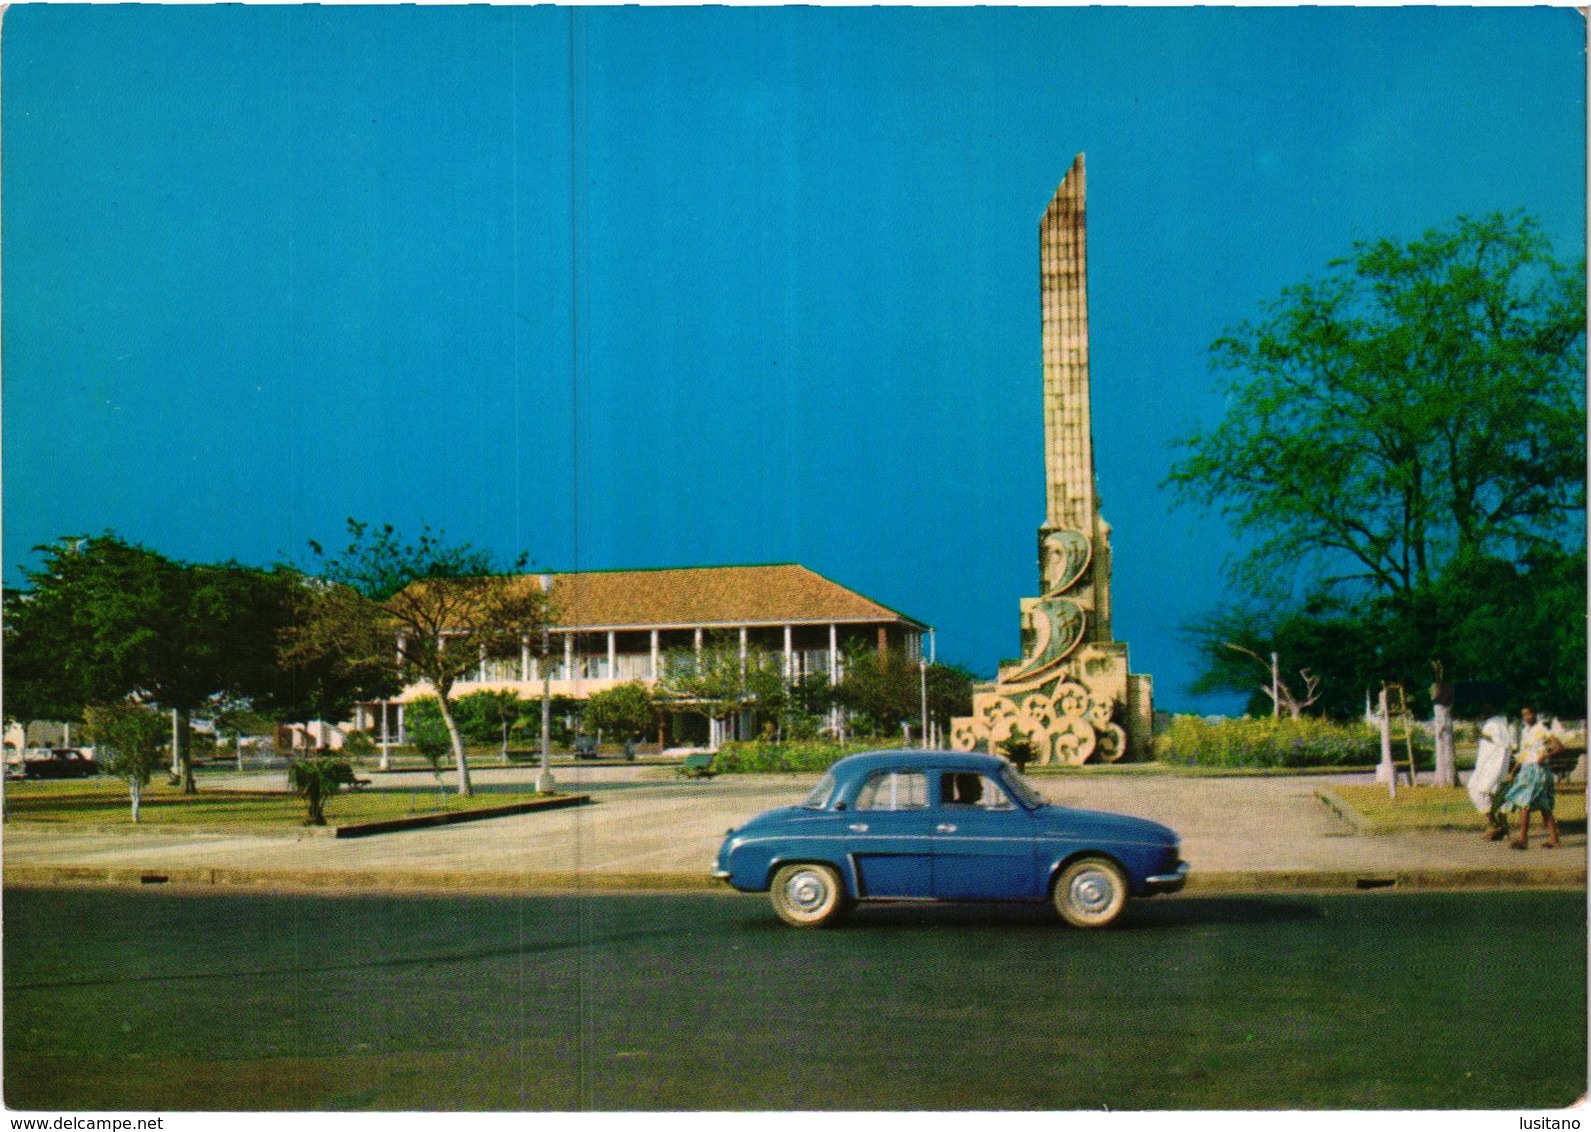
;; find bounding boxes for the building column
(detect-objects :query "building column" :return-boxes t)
[607,630,617,680]
[521,637,531,682]
[738,626,748,677]
[564,633,575,680]
[649,629,660,680]
[783,624,793,679]
[694,627,703,659]
[397,702,406,746]
[829,623,842,737]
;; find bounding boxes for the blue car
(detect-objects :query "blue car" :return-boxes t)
[713,750,1187,928]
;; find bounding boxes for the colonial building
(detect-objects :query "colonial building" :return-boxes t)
[356,563,930,748]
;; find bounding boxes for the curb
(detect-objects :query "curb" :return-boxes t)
[2,795,593,842]
[332,793,591,837]
[4,864,1582,898]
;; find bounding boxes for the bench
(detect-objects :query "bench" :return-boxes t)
[324,762,372,791]
[678,753,717,779]
[1548,744,1586,785]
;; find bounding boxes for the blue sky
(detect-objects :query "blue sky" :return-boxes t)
[3,6,1584,712]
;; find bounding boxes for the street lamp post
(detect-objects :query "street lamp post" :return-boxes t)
[537,626,555,794]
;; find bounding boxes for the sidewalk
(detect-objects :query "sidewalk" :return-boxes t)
[3,764,1584,895]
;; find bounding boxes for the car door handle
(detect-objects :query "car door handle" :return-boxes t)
[848,823,869,833]
[936,823,958,833]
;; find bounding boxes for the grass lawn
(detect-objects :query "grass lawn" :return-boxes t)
[1321,783,1588,832]
[2,776,550,832]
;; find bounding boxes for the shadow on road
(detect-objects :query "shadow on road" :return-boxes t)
[726,892,1326,934]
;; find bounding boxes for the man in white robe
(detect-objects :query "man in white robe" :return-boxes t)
[1467,707,1514,840]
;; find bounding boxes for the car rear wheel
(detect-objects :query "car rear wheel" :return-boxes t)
[1053,857,1128,928]
[770,863,850,928]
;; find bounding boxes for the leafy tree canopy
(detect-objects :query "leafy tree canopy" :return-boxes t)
[1167,211,1584,600]
[299,520,549,796]
[582,682,655,742]
[3,535,294,790]
[1168,214,1585,714]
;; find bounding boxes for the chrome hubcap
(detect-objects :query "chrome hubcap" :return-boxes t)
[1070,869,1116,915]
[787,871,828,911]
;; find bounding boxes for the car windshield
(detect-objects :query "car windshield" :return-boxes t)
[1000,768,1046,809]
[801,771,838,809]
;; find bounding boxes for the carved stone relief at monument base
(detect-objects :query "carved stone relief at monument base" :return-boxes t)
[950,672,1126,766]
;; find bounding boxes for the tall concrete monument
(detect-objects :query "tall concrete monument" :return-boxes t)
[951,154,1153,763]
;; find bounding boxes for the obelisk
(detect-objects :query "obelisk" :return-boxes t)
[951,155,1153,764]
[1038,152,1112,643]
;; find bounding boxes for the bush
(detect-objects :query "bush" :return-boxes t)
[715,738,906,774]
[1155,715,1433,769]
[341,731,376,757]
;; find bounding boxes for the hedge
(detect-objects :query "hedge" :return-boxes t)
[1155,715,1433,769]
[713,738,904,774]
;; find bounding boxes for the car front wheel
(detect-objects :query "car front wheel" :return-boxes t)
[770,863,850,928]
[1053,857,1128,928]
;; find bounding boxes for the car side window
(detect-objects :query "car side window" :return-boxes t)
[940,772,1015,810]
[855,770,927,811]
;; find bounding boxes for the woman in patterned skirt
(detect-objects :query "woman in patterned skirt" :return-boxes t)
[1499,705,1563,850]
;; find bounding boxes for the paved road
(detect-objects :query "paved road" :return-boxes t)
[4,765,1584,892]
[5,886,1583,1110]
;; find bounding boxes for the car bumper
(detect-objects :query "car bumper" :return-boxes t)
[711,866,733,883]
[1143,861,1189,895]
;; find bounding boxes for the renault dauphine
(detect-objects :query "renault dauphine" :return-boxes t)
[713,750,1187,928]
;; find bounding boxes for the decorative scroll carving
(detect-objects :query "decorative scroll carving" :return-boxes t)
[1040,528,1092,596]
[1008,598,1086,683]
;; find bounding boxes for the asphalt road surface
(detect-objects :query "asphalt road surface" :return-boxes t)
[5,886,1584,1111]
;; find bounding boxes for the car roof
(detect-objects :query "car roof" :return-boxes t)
[830,749,1011,777]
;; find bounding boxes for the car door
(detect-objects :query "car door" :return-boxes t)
[931,770,1043,901]
[846,768,935,898]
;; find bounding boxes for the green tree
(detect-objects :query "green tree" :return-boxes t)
[1169,214,1585,706]
[259,569,403,728]
[301,521,549,797]
[81,700,167,822]
[659,633,783,741]
[834,647,919,737]
[924,662,977,740]
[1187,544,1587,721]
[830,651,973,741]
[583,682,655,746]
[1167,212,1584,599]
[444,689,523,762]
[3,536,291,793]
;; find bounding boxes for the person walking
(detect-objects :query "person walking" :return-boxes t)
[1467,704,1514,841]
[1498,704,1563,850]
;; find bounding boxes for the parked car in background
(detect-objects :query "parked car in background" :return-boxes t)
[11,748,99,780]
[714,750,1187,928]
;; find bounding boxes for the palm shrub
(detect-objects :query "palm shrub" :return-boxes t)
[287,755,355,825]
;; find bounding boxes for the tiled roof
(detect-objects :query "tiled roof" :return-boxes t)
[521,564,926,631]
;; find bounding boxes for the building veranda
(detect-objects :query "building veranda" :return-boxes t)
[352,563,930,750]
